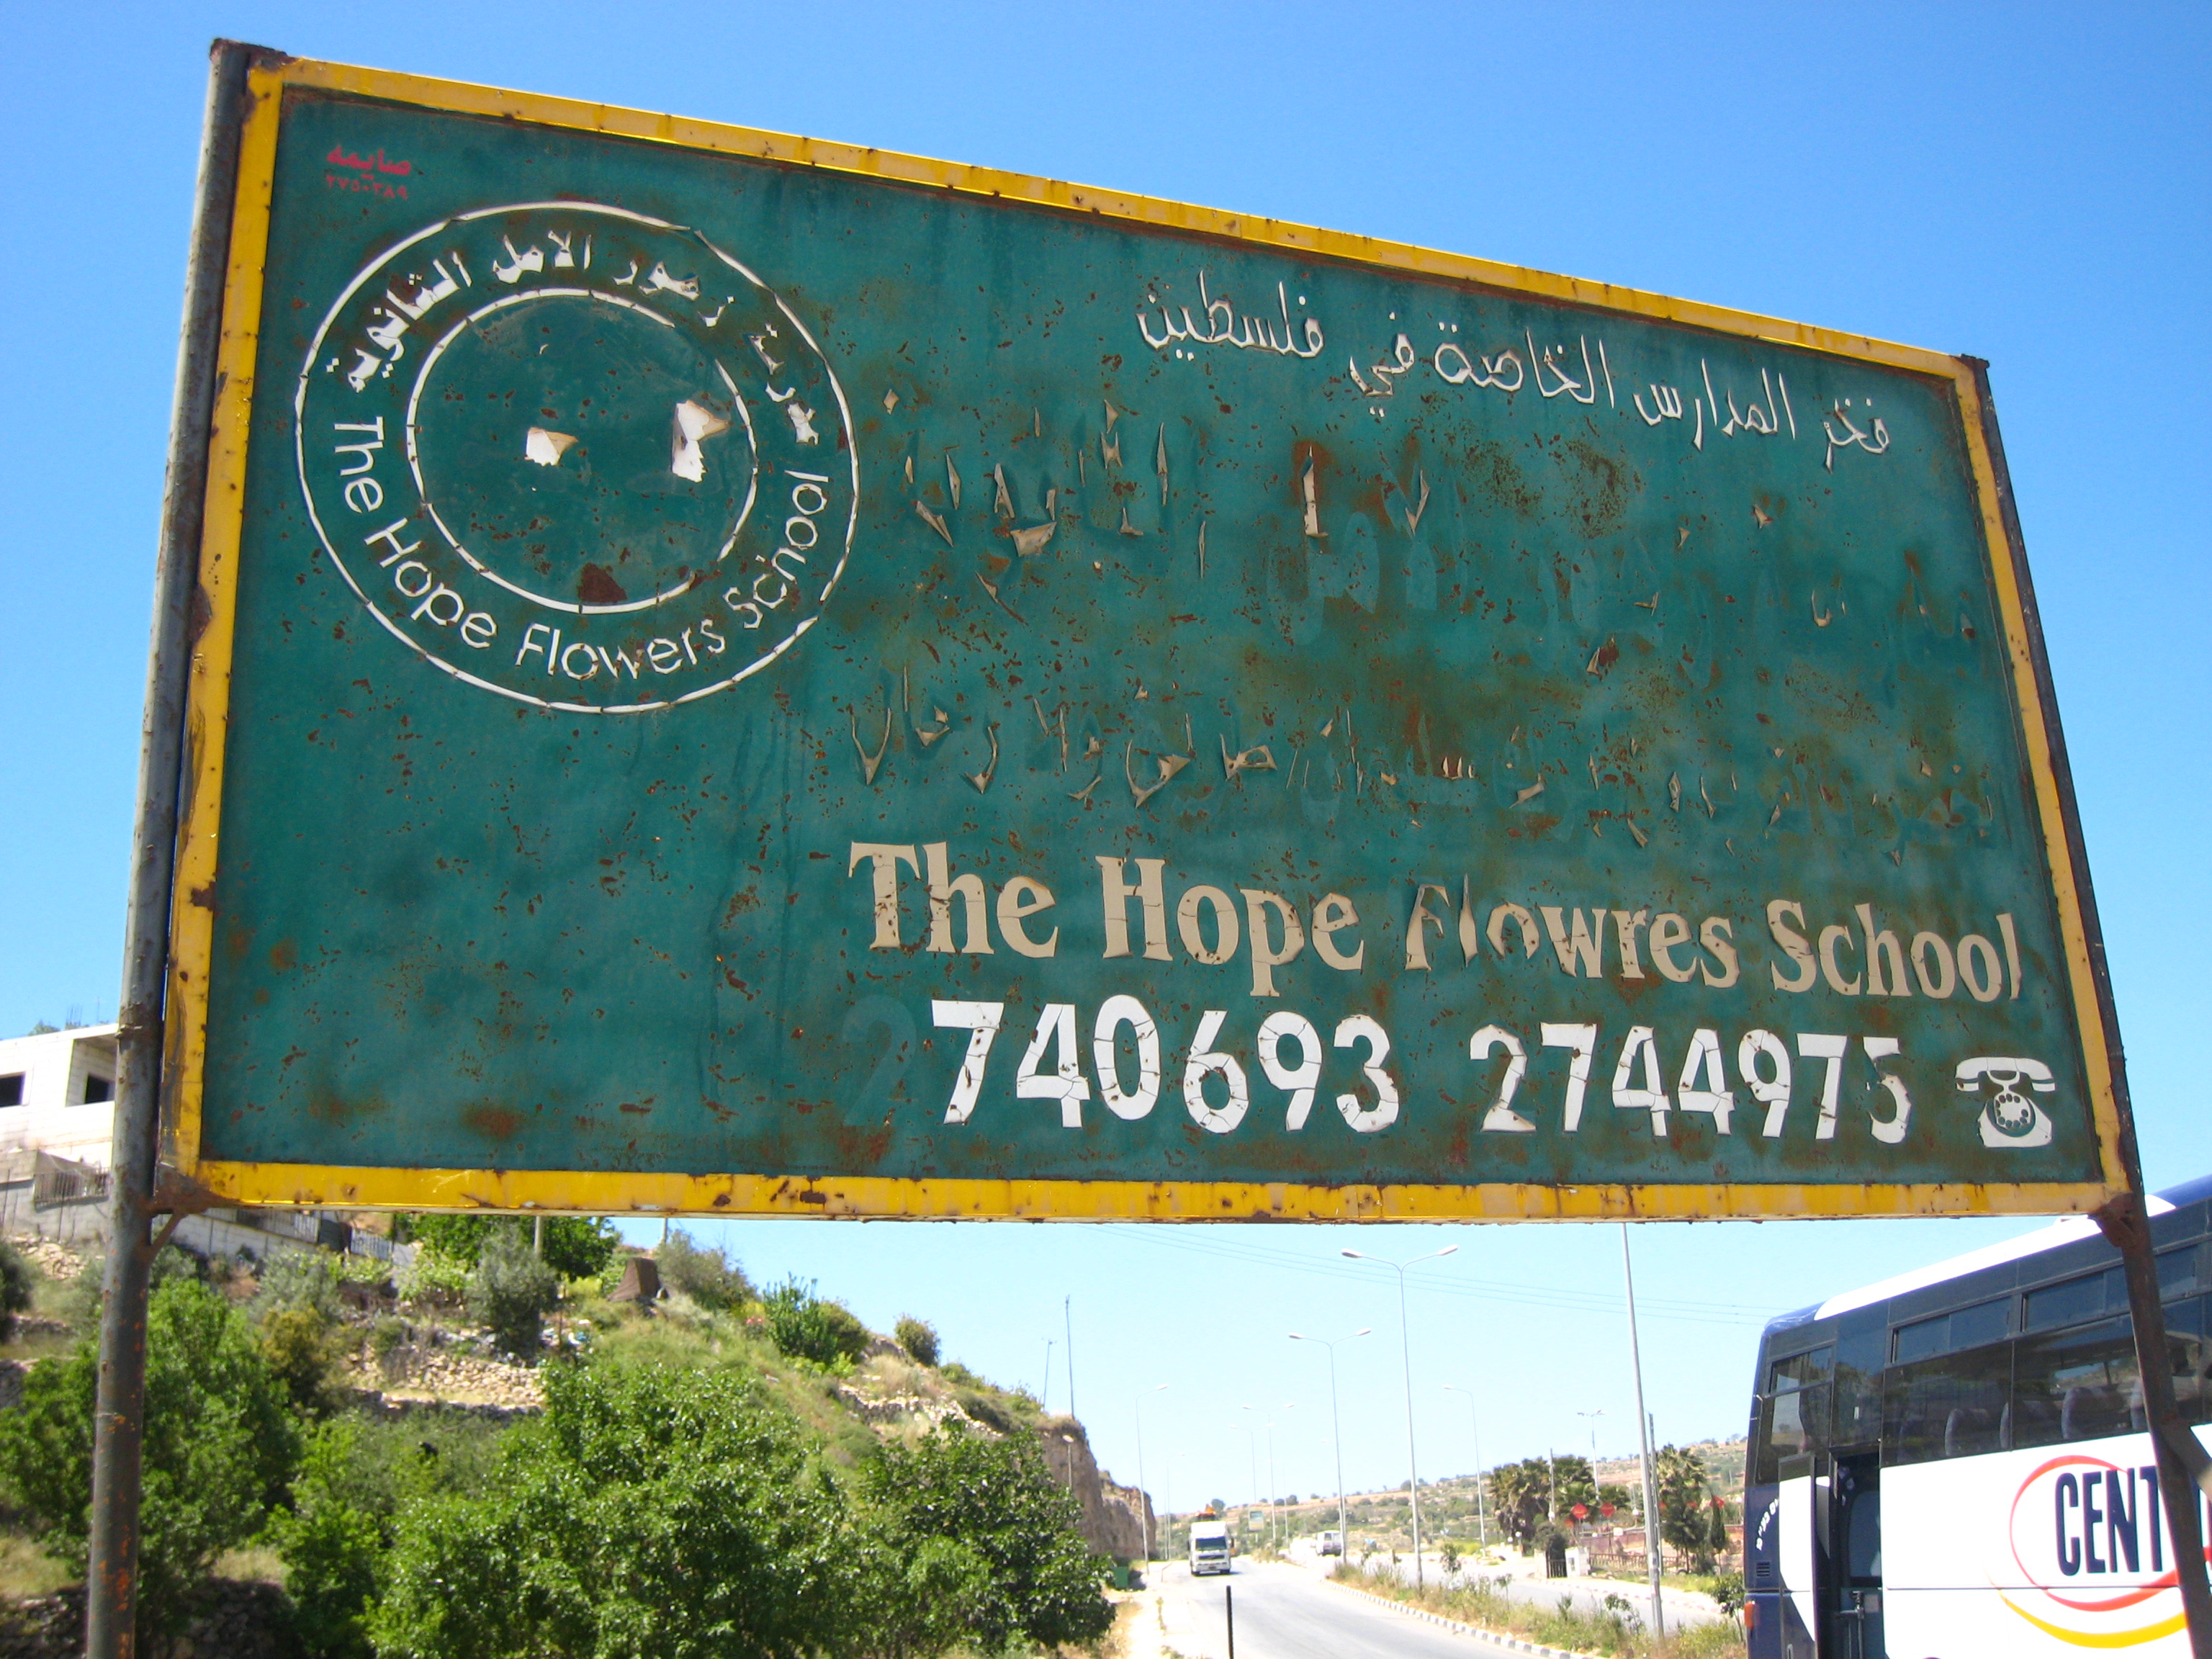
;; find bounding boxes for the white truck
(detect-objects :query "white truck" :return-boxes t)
[1188,1519,1233,1575]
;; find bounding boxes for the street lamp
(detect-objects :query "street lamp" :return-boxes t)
[1442,1385,1490,1549]
[1343,1242,1459,1588]
[1577,1408,1606,1465]
[1247,1406,1265,1557]
[1135,1383,1167,1565]
[1241,1406,1280,1550]
[1289,1327,1369,1557]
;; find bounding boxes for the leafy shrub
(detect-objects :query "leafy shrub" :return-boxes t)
[369,1362,866,1658]
[396,1249,468,1305]
[0,1280,298,1635]
[369,1314,408,1359]
[402,1213,620,1280]
[468,1225,559,1359]
[655,1227,752,1310]
[0,1239,31,1341]
[334,1251,393,1289]
[254,1248,343,1323]
[894,1315,940,1366]
[261,1303,348,1416]
[760,1274,870,1368]
[269,1412,508,1659]
[863,1426,1114,1653]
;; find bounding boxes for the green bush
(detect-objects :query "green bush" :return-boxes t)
[893,1315,939,1367]
[261,1303,349,1416]
[255,1249,343,1323]
[0,1280,298,1636]
[862,1426,1113,1653]
[468,1226,559,1360]
[397,1249,469,1305]
[369,1362,866,1658]
[403,1214,620,1281]
[655,1227,752,1310]
[760,1275,870,1368]
[268,1412,508,1659]
[0,1239,32,1340]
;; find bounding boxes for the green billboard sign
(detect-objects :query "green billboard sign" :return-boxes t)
[169,55,2123,1220]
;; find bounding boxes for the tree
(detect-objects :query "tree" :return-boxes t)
[269,1413,509,1659]
[401,1214,619,1281]
[261,1303,349,1416]
[894,1315,940,1367]
[370,1362,869,1658]
[1486,1460,1552,1550]
[863,1426,1114,1653]
[761,1275,871,1368]
[0,1239,32,1341]
[1550,1453,1596,1518]
[469,1224,559,1359]
[655,1227,752,1309]
[0,1280,297,1635]
[1655,1445,1727,1574]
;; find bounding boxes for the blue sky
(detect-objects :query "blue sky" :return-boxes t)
[1,2,2203,1508]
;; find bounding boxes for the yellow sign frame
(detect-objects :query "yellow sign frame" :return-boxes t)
[166,51,2128,1221]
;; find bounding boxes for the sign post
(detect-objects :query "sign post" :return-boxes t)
[99,42,2206,1650]
[89,40,254,1659]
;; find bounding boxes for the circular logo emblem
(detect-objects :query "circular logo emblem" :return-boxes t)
[295,203,855,711]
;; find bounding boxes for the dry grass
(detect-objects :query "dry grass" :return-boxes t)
[0,1534,73,1600]
[212,1545,287,1587]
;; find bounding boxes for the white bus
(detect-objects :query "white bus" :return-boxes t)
[1744,1174,2212,1657]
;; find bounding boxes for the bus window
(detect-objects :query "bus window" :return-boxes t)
[2159,1244,2206,1302]
[2011,1316,2138,1447]
[1835,1325,1886,1447]
[1755,1381,1831,1482]
[1892,1295,2008,1364]
[1881,1340,2009,1466]
[1770,1346,1833,1392]
[2024,1269,2122,1333]
[2162,1307,2211,1426]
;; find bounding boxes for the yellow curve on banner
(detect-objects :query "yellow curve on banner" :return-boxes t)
[2000,1591,2188,1648]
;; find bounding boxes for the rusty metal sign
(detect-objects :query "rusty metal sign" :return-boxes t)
[166,54,2126,1220]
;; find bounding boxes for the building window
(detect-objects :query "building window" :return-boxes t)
[81,1074,114,1104]
[0,1074,22,1107]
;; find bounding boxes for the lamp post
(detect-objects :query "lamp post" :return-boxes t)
[1622,1224,1665,1640]
[1236,1412,1261,1538]
[1442,1385,1491,1548]
[1343,1242,1459,1588]
[1241,1407,1279,1550]
[1136,1382,1166,1565]
[1577,1408,1606,1467]
[1289,1327,1369,1557]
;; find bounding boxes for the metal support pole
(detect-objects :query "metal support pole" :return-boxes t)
[88,39,254,1659]
[1393,1264,1424,1589]
[1328,1351,1346,1553]
[1964,354,2212,1657]
[2100,1192,2212,1655]
[1064,1294,1076,1423]
[1621,1224,1665,1640]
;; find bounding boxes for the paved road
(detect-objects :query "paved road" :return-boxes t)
[1148,1560,1524,1659]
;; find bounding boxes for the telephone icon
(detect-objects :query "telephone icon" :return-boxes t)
[1956,1056,2055,1148]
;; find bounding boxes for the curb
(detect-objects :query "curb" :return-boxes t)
[1321,1575,1604,1659]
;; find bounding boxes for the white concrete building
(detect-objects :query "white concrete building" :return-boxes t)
[0,1023,118,1168]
